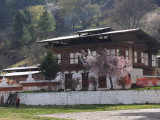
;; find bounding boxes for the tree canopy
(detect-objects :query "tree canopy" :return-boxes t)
[38,10,56,39]
[40,51,59,80]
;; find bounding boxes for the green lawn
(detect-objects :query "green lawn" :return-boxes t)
[132,86,160,90]
[0,104,160,120]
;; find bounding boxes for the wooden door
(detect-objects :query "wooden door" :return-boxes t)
[82,73,89,90]
[65,74,72,89]
[98,76,106,88]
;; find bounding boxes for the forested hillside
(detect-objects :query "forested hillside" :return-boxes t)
[0,0,160,69]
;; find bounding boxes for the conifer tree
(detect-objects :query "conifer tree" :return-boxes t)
[38,11,55,39]
[40,51,59,80]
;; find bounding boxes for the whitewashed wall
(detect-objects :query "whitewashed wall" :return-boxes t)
[131,68,143,83]
[19,90,160,105]
[0,90,19,104]
[0,91,10,104]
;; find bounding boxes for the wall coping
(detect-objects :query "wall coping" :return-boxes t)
[0,85,21,88]
[20,80,60,84]
[0,86,23,91]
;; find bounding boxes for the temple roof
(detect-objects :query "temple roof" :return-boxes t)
[37,27,160,49]
[0,71,40,77]
[76,27,111,34]
[38,35,79,43]
[3,66,39,72]
[38,28,140,43]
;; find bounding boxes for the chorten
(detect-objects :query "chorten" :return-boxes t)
[26,72,35,82]
[0,75,8,87]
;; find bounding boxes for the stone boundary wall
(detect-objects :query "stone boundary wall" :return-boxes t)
[19,90,160,105]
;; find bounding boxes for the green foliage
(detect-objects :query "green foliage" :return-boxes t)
[79,4,101,28]
[28,5,45,25]
[38,10,56,39]
[40,51,59,80]
[24,6,46,42]
[9,59,29,68]
[12,9,33,48]
[0,104,160,120]
[12,6,46,48]
[131,86,160,90]
[56,0,101,31]
[110,0,157,29]
[91,0,111,5]
[21,42,46,64]
[0,0,46,30]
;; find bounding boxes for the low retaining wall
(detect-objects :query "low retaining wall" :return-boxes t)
[19,90,160,105]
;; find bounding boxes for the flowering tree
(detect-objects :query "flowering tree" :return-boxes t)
[88,76,98,90]
[80,49,132,89]
[71,77,81,90]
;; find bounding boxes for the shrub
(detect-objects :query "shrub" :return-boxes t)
[116,76,132,89]
[137,77,158,88]
[136,77,149,88]
[89,76,98,90]
[151,78,158,86]
[71,77,81,91]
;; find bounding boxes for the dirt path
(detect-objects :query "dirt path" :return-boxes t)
[37,108,160,120]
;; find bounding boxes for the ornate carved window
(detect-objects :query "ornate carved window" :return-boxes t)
[70,53,78,64]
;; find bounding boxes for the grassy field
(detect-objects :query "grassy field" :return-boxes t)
[10,59,29,68]
[0,104,160,120]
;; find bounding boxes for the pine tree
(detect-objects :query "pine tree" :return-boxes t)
[38,11,55,39]
[40,51,59,80]
[12,9,33,48]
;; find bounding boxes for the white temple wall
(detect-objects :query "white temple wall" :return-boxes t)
[131,68,143,83]
[0,90,21,104]
[19,90,160,105]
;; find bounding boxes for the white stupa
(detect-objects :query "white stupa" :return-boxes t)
[0,75,8,87]
[26,72,35,82]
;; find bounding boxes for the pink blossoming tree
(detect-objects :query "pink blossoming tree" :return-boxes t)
[79,49,132,89]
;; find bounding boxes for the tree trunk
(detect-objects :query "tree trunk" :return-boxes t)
[109,77,114,90]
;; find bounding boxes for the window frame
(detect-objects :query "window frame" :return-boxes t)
[152,54,156,67]
[55,54,61,64]
[70,53,79,64]
[144,53,148,66]
[126,50,129,60]
[141,52,144,64]
[106,49,116,56]
[134,51,137,63]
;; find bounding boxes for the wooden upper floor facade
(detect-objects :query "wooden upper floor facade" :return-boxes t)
[38,27,160,76]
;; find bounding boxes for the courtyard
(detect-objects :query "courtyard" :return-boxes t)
[38,108,160,120]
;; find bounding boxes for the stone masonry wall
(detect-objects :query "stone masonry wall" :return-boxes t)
[19,90,160,105]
